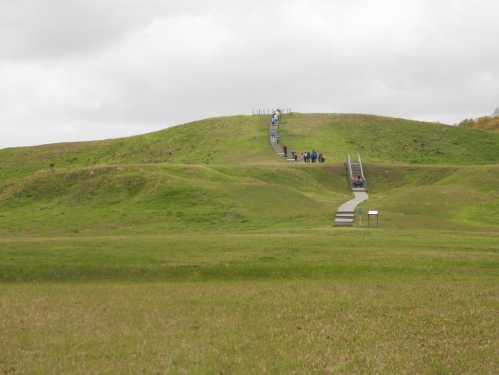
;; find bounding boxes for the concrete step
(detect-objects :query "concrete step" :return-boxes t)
[336,210,354,215]
[336,211,354,216]
[335,213,354,219]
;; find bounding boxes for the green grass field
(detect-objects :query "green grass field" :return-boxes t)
[1,114,498,374]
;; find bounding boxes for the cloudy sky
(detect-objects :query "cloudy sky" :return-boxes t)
[1,0,498,148]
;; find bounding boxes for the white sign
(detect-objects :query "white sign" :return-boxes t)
[368,211,379,216]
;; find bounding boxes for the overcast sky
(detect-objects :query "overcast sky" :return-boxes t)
[1,0,498,148]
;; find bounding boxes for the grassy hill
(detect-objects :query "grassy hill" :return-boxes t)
[0,164,349,236]
[1,113,498,374]
[362,163,499,230]
[3,113,499,185]
[2,113,499,236]
[1,162,499,237]
[0,116,274,182]
[280,113,499,164]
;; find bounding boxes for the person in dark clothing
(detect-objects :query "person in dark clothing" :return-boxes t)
[353,176,364,187]
[283,145,288,158]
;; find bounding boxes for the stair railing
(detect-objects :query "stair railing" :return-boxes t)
[357,153,368,190]
[347,154,354,188]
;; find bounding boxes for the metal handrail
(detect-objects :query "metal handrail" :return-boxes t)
[347,154,353,179]
[347,154,354,188]
[357,153,368,190]
[357,153,365,180]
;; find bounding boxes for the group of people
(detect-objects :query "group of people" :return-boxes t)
[270,111,325,164]
[352,175,365,187]
[283,148,325,163]
[293,150,325,163]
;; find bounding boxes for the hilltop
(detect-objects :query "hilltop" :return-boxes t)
[3,113,499,185]
[279,114,499,164]
[0,116,273,182]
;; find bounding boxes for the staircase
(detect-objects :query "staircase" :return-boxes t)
[350,159,367,193]
[269,117,296,162]
[334,154,368,227]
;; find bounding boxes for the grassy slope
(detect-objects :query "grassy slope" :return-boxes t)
[3,113,499,185]
[280,113,499,164]
[1,162,499,236]
[361,163,499,230]
[0,164,350,236]
[0,116,273,182]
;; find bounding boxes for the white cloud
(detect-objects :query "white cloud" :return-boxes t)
[1,0,498,148]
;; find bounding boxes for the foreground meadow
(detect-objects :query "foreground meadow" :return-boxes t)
[1,229,498,374]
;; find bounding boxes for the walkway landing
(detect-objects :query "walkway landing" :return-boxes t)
[337,192,368,213]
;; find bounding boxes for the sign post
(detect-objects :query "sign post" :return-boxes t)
[368,211,380,227]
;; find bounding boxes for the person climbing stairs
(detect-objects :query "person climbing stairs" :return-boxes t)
[268,112,297,162]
